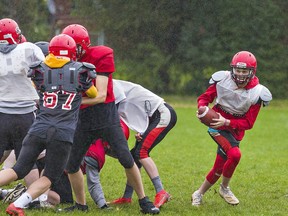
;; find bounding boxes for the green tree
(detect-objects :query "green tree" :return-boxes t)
[0,0,50,42]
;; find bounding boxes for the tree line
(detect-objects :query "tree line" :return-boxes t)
[1,0,287,98]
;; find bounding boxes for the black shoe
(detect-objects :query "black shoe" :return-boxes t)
[139,196,160,214]
[63,202,88,212]
[100,203,113,210]
[27,200,41,209]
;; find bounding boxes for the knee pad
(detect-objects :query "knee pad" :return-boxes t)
[227,147,241,164]
[222,147,241,178]
[117,151,134,169]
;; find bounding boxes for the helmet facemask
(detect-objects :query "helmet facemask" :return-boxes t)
[231,67,254,86]
[76,44,86,60]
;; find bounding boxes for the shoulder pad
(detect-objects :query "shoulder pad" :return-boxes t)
[259,85,272,107]
[79,63,96,79]
[209,71,229,84]
[29,60,42,68]
[82,62,95,70]
[96,45,113,55]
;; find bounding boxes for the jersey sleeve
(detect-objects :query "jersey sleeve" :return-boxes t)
[91,46,115,73]
[197,84,217,108]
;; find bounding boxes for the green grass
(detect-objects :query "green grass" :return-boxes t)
[1,98,288,215]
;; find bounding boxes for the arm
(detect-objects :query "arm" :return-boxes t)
[197,84,217,108]
[81,74,108,105]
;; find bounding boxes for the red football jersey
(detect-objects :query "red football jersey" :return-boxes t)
[80,45,115,109]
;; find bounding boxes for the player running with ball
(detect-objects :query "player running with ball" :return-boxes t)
[192,51,272,206]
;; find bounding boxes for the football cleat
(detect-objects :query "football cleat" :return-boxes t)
[108,197,132,204]
[63,202,88,212]
[154,189,171,208]
[100,203,113,210]
[139,196,160,214]
[6,203,25,216]
[219,183,239,205]
[192,190,203,206]
[3,183,27,204]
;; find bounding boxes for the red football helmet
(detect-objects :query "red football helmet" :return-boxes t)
[49,34,77,60]
[0,18,22,44]
[230,51,257,85]
[62,24,91,59]
[20,35,27,43]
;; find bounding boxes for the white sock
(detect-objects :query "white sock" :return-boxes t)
[13,192,32,208]
[39,194,48,202]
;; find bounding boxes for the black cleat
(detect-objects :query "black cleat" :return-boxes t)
[63,202,88,212]
[100,203,113,210]
[139,196,160,214]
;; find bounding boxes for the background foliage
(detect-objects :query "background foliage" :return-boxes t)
[1,0,287,98]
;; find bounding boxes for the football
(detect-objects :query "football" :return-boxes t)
[197,106,219,126]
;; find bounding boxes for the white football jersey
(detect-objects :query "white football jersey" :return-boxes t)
[212,71,268,115]
[0,42,45,113]
[113,79,164,133]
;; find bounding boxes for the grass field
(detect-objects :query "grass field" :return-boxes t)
[1,97,288,215]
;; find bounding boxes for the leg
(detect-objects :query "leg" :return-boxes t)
[135,103,177,208]
[85,158,107,208]
[69,170,86,203]
[64,129,96,211]
[192,153,226,206]
[105,124,159,214]
[221,147,242,187]
[84,139,107,208]
[210,131,241,204]
[0,169,18,186]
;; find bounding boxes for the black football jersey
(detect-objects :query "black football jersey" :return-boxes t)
[27,61,96,142]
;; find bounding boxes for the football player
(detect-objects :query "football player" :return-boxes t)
[0,18,45,204]
[0,18,44,167]
[1,33,97,216]
[192,51,272,206]
[109,79,177,208]
[62,24,160,214]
